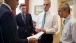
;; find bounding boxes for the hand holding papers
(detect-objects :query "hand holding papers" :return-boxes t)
[27,32,44,39]
[35,28,46,33]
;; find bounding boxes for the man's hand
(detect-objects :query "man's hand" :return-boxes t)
[29,38,38,43]
[35,28,40,32]
[35,28,46,33]
[31,33,34,36]
[39,28,46,33]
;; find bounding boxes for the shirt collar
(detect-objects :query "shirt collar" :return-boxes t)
[2,3,12,11]
[21,12,26,15]
[43,7,51,15]
[64,15,70,24]
[21,13,26,16]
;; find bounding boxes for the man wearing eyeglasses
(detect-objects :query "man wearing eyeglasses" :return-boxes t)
[35,0,58,43]
[58,3,76,43]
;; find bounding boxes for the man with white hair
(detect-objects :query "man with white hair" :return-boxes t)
[35,0,58,43]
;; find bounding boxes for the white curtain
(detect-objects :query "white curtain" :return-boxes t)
[16,0,25,15]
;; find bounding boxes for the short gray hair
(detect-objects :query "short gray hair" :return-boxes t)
[60,3,70,14]
[44,0,51,6]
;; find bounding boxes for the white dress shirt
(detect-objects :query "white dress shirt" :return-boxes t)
[60,15,76,43]
[36,8,58,34]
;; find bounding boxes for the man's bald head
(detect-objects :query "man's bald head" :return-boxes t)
[4,0,19,10]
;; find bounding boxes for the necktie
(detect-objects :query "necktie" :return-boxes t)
[62,20,65,30]
[41,13,46,28]
[22,14,26,24]
[22,14,28,33]
[61,20,65,36]
[63,20,65,25]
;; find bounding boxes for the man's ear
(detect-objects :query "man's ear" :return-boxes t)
[66,9,68,12]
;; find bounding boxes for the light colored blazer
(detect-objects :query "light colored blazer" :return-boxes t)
[36,9,58,34]
[60,16,76,43]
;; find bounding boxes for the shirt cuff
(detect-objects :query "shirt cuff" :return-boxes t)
[27,38,29,43]
[46,30,49,34]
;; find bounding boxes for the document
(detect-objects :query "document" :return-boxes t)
[27,32,44,39]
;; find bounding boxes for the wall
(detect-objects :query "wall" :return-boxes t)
[0,0,3,5]
[0,2,2,5]
[65,0,74,17]
[0,0,3,2]
[51,0,60,43]
[29,0,44,22]
[73,0,76,18]
[16,0,25,14]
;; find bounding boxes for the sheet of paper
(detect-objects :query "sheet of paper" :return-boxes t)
[27,32,44,39]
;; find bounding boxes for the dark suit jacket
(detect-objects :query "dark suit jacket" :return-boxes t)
[0,4,28,43]
[15,13,34,39]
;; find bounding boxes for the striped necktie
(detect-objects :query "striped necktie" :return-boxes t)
[61,20,65,36]
[63,20,65,25]
[41,13,46,28]
[62,20,65,30]
[22,14,26,24]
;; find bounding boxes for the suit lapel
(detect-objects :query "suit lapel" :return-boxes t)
[25,14,28,25]
[1,4,10,11]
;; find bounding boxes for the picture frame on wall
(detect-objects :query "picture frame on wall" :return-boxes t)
[34,5,43,15]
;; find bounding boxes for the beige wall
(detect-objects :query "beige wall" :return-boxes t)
[52,0,61,43]
[0,0,3,5]
[29,0,44,22]
[73,0,76,18]
[0,0,3,2]
[0,2,2,4]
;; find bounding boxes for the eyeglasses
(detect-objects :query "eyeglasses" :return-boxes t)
[43,4,49,6]
[58,10,65,13]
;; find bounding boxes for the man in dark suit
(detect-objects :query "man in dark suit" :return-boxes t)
[15,3,34,39]
[0,0,37,43]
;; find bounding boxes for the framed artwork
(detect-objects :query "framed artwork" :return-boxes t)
[34,5,43,15]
